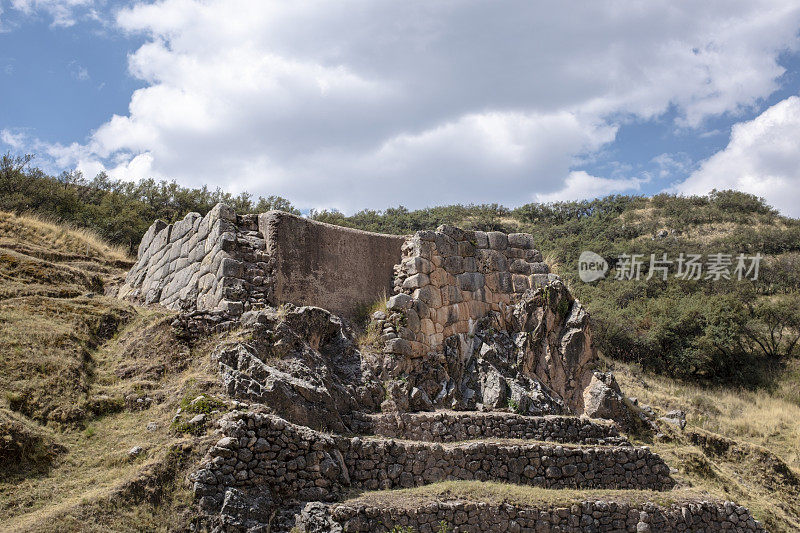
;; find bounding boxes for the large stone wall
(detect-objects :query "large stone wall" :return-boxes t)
[381,225,556,358]
[192,412,674,512]
[368,411,629,446]
[119,205,405,318]
[119,204,271,316]
[327,498,766,532]
[258,211,405,318]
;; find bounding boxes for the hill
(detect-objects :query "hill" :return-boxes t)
[0,211,227,531]
[0,156,799,530]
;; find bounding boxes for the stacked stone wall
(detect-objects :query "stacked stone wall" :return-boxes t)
[368,411,629,446]
[329,499,766,532]
[118,204,272,316]
[345,438,673,492]
[192,412,674,512]
[379,225,557,358]
[119,204,406,319]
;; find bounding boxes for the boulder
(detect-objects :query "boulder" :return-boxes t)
[219,488,275,531]
[582,372,639,432]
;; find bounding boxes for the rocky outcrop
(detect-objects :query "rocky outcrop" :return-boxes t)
[370,279,599,418]
[513,281,596,413]
[212,305,383,433]
[583,372,642,433]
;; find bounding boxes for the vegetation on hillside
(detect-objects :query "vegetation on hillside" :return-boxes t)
[3,152,800,389]
[0,153,298,254]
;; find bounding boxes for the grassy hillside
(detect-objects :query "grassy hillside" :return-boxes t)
[0,211,229,532]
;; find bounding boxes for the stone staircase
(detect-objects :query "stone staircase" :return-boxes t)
[191,408,766,532]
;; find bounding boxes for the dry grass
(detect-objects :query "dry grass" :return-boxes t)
[343,481,708,509]
[0,211,130,264]
[0,213,227,531]
[0,308,226,532]
[609,359,800,532]
[0,295,134,424]
[612,361,800,471]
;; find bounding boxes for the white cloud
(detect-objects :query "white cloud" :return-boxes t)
[676,95,800,217]
[9,0,800,211]
[652,153,692,180]
[535,171,647,203]
[1,129,25,149]
[8,0,96,27]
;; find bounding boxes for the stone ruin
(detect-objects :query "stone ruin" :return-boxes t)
[118,204,766,532]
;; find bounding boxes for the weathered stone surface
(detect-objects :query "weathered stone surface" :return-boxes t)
[119,209,272,315]
[327,498,766,533]
[213,306,382,433]
[259,210,405,319]
[583,372,640,433]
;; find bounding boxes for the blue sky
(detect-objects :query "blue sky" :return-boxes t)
[2,1,800,217]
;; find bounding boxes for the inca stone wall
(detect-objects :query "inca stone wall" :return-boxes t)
[119,204,271,316]
[120,206,560,345]
[119,204,405,319]
[192,412,674,512]
[368,411,629,446]
[258,211,405,318]
[379,225,557,359]
[327,498,766,532]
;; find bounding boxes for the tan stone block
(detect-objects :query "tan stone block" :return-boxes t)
[441,285,462,306]
[512,273,530,292]
[483,286,493,303]
[413,286,442,308]
[435,322,444,333]
[453,320,470,334]
[484,272,500,292]
[420,318,436,336]
[456,301,470,321]
[403,273,430,290]
[436,305,459,326]
[402,256,434,275]
[429,267,448,287]
[468,300,488,318]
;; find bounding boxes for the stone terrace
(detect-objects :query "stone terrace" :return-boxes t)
[193,412,674,510]
[367,411,630,446]
[194,411,769,532]
[328,489,766,532]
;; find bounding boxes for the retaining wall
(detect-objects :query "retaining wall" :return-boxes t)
[380,225,558,358]
[192,412,674,512]
[119,205,405,318]
[118,204,270,315]
[329,498,766,532]
[368,411,629,446]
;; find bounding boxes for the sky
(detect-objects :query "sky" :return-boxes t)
[2,1,800,217]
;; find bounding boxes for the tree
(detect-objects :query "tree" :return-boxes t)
[743,294,800,361]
